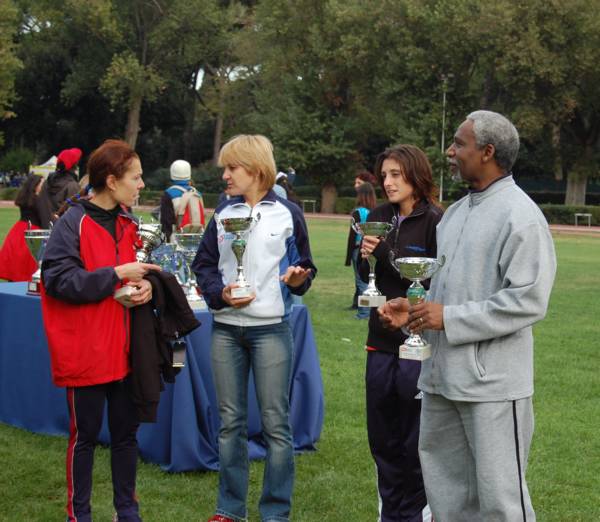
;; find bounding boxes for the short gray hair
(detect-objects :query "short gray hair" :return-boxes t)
[467,110,520,172]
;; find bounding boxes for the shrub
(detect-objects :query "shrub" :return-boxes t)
[0,148,35,174]
[0,187,19,200]
[141,162,224,193]
[539,204,600,225]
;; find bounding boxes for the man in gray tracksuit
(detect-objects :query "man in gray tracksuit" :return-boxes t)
[381,110,557,521]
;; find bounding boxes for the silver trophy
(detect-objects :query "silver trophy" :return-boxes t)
[114,221,164,306]
[389,255,446,360]
[172,231,206,309]
[352,220,393,307]
[220,215,261,298]
[136,221,164,262]
[24,228,52,295]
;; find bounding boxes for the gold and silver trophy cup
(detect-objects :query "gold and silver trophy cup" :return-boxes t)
[114,221,164,306]
[136,221,165,262]
[389,255,445,360]
[352,220,393,307]
[219,215,260,299]
[24,228,52,295]
[172,230,206,309]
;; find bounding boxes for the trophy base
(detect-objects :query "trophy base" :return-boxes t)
[231,286,252,299]
[188,298,207,310]
[399,343,431,361]
[114,286,137,308]
[27,280,41,296]
[172,339,187,368]
[358,294,386,308]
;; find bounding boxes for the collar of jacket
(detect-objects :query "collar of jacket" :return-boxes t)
[391,199,431,220]
[67,201,137,224]
[468,174,514,206]
[228,189,278,210]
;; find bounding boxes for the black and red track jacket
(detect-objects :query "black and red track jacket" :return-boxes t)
[40,203,139,387]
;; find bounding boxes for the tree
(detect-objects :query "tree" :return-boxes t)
[246,0,397,211]
[0,0,22,146]
[489,0,600,205]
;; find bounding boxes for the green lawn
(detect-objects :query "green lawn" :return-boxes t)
[1,207,599,520]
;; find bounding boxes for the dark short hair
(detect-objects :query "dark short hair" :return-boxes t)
[86,139,139,191]
[355,170,378,186]
[374,144,439,205]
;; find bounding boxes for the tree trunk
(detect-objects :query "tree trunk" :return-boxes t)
[565,171,587,205]
[183,92,196,160]
[125,95,143,148]
[212,74,226,165]
[551,122,563,181]
[320,182,337,214]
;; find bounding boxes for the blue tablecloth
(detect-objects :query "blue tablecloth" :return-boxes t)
[0,282,323,472]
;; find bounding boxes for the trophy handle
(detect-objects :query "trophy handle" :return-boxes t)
[431,255,446,276]
[351,217,361,235]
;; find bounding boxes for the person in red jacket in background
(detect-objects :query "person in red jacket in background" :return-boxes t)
[40,139,161,522]
[0,173,43,281]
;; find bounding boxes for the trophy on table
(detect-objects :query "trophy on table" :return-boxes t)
[114,220,165,306]
[352,220,393,307]
[389,255,445,360]
[24,228,52,295]
[219,215,261,298]
[172,229,206,309]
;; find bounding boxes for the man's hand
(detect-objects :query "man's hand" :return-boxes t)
[222,284,255,308]
[280,266,312,288]
[378,297,409,331]
[407,301,445,332]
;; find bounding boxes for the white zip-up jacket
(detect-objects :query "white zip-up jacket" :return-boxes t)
[192,190,317,327]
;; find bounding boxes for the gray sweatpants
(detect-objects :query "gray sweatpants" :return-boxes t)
[419,393,535,522]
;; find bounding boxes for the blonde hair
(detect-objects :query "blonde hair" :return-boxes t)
[218,135,276,191]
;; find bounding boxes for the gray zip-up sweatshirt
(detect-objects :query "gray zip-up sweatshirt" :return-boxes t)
[418,176,557,401]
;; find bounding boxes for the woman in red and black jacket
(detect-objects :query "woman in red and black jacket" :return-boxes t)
[358,144,443,522]
[41,139,160,522]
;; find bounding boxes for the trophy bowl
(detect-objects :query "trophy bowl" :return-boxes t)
[136,222,164,262]
[389,255,445,360]
[172,232,206,309]
[218,215,261,298]
[353,221,393,238]
[390,256,446,282]
[351,220,393,307]
[220,216,255,233]
[24,229,52,295]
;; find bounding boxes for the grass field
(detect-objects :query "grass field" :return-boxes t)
[1,207,599,520]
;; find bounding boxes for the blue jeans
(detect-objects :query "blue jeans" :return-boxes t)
[211,321,295,522]
[352,248,370,318]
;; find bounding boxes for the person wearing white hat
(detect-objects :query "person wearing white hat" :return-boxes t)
[273,172,288,199]
[160,159,206,241]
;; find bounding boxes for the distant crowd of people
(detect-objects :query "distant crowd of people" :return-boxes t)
[0,171,28,187]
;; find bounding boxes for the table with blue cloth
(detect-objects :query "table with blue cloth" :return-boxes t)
[0,282,324,472]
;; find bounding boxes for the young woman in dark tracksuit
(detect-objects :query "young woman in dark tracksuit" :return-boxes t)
[41,140,160,522]
[359,145,443,522]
